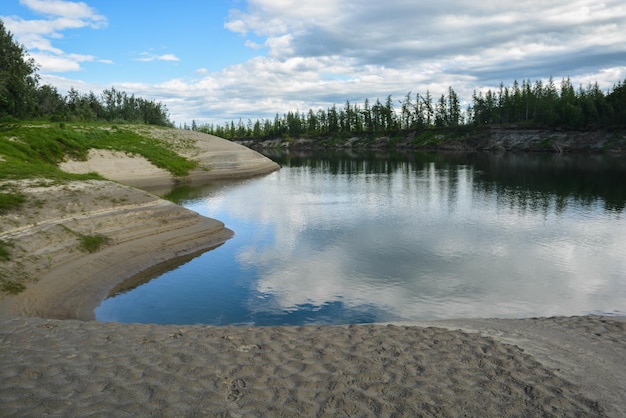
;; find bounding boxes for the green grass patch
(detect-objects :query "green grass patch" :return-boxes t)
[0,192,26,214]
[0,124,100,181]
[79,234,110,253]
[0,122,197,181]
[409,126,479,147]
[412,129,447,146]
[539,136,559,150]
[91,128,197,177]
[60,225,110,253]
[0,239,12,260]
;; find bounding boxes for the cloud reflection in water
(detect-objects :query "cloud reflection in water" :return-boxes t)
[97,153,626,325]
[205,155,626,322]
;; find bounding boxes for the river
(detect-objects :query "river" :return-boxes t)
[96,151,626,325]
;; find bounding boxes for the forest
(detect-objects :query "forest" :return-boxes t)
[197,78,626,140]
[0,20,171,126]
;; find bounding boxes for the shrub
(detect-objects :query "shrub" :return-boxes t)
[80,234,109,253]
[0,280,26,295]
[0,240,12,260]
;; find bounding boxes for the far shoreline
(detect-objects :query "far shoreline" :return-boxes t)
[233,126,626,153]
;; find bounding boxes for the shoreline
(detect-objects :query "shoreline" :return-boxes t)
[0,179,235,320]
[1,129,625,416]
[234,126,626,153]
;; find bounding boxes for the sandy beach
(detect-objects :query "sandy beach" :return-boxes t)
[1,129,625,416]
[1,315,624,417]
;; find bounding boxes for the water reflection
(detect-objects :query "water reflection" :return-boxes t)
[96,151,626,325]
[267,150,626,213]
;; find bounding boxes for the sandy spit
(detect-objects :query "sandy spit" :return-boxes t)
[2,129,279,319]
[0,179,233,320]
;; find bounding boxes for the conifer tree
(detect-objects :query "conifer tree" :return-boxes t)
[0,20,39,118]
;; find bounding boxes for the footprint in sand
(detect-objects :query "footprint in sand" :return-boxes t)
[226,378,246,402]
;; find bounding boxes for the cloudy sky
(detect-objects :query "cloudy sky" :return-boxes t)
[2,0,626,125]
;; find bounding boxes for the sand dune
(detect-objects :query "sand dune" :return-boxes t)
[59,127,280,189]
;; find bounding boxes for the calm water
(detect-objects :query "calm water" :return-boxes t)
[96,151,626,325]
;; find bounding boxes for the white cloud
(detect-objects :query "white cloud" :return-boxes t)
[29,52,96,71]
[136,53,180,62]
[3,0,108,73]
[21,0,626,124]
[31,52,81,72]
[244,39,264,50]
[223,16,249,35]
[19,0,106,23]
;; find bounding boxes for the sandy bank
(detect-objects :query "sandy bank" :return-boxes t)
[60,127,280,189]
[0,179,233,320]
[1,315,624,417]
[1,128,279,319]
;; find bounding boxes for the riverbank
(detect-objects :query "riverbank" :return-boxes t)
[234,126,626,153]
[60,126,282,190]
[0,179,234,320]
[0,128,279,318]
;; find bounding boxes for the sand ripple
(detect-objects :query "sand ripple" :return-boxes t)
[1,316,616,417]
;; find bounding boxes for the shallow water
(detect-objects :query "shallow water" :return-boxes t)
[96,151,626,325]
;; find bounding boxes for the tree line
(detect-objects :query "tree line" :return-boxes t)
[0,19,172,126]
[197,78,625,140]
[4,17,624,135]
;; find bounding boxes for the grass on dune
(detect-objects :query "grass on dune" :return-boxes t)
[0,122,197,181]
[0,191,26,214]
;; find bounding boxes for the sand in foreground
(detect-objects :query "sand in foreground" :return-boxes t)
[1,315,625,417]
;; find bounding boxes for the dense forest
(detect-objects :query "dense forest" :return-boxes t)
[197,78,626,140]
[0,20,171,126]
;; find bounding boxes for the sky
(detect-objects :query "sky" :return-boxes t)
[2,0,626,125]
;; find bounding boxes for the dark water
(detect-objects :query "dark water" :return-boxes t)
[96,151,626,325]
